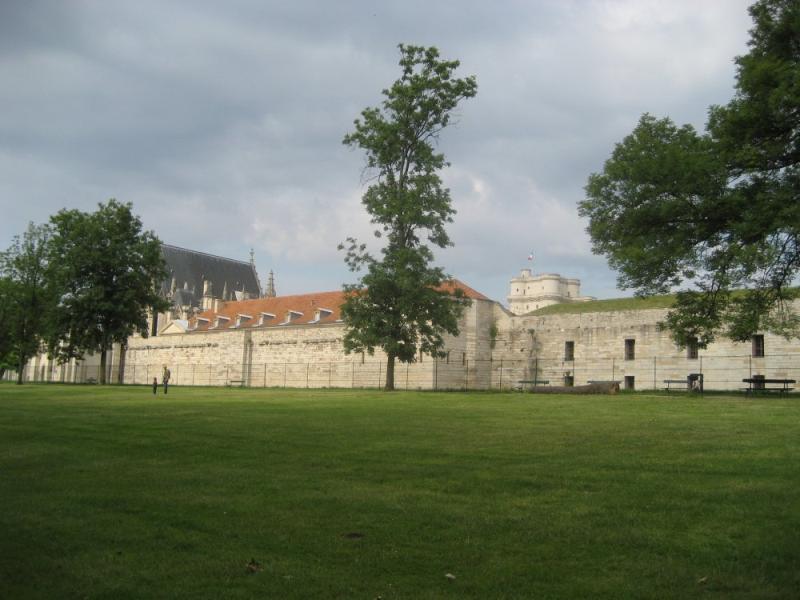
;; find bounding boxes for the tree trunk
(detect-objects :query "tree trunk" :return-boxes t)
[117,342,127,385]
[384,353,395,391]
[0,367,5,381]
[16,354,25,385]
[99,344,108,385]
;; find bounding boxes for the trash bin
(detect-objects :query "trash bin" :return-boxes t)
[688,373,704,392]
[752,374,765,390]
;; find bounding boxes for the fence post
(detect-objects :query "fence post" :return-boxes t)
[434,357,438,391]
[653,356,657,390]
[406,362,410,390]
[612,358,615,382]
[283,363,287,388]
[264,363,267,387]
[306,363,310,388]
[464,359,468,391]
[352,361,355,388]
[328,362,332,388]
[699,356,704,394]
[378,361,382,389]
[499,358,503,392]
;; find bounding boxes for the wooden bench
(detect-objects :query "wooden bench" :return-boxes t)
[226,379,245,387]
[742,378,795,396]
[517,379,550,390]
[663,379,688,392]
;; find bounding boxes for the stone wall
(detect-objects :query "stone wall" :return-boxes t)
[490,305,800,390]
[126,316,439,390]
[8,295,799,392]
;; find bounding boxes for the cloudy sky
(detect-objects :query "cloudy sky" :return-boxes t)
[0,0,754,304]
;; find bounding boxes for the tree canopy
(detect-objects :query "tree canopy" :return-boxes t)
[340,44,477,390]
[47,199,168,383]
[0,223,54,384]
[579,0,800,347]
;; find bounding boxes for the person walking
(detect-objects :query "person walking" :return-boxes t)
[162,365,171,394]
[152,377,158,395]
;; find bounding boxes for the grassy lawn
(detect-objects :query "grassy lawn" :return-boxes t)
[1,384,798,599]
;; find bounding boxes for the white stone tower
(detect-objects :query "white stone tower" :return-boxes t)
[507,269,594,315]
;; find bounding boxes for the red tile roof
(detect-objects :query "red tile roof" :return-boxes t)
[188,279,489,332]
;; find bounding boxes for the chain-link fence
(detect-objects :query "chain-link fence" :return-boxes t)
[8,353,798,392]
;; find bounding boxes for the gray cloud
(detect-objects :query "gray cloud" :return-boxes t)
[0,0,753,304]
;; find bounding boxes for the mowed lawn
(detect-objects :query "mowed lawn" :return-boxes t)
[1,385,798,599]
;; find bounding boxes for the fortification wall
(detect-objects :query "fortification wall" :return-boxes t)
[493,306,800,390]
[125,321,441,389]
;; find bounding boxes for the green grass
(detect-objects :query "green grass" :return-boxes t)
[531,294,676,315]
[1,384,799,599]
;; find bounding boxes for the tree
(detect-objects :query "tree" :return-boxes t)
[0,223,54,384]
[47,200,169,384]
[0,276,13,380]
[340,44,477,390]
[579,0,800,348]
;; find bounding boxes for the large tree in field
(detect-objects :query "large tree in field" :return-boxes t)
[47,200,168,384]
[579,0,800,348]
[0,276,13,380]
[340,44,477,390]
[0,223,54,384]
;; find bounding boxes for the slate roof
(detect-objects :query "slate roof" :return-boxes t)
[188,280,490,332]
[160,244,261,306]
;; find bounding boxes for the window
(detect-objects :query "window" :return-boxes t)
[564,341,574,362]
[752,334,765,357]
[282,310,303,325]
[624,376,635,390]
[624,338,635,361]
[687,337,699,360]
[235,314,252,328]
[211,315,229,329]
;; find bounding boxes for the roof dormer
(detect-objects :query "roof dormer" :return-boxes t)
[309,307,333,324]
[282,310,303,325]
[258,312,276,326]
[210,315,230,329]
[193,316,210,331]
[233,313,253,328]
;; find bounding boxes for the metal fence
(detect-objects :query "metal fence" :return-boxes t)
[8,353,799,393]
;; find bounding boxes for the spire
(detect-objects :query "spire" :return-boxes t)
[266,270,276,297]
[201,278,213,311]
